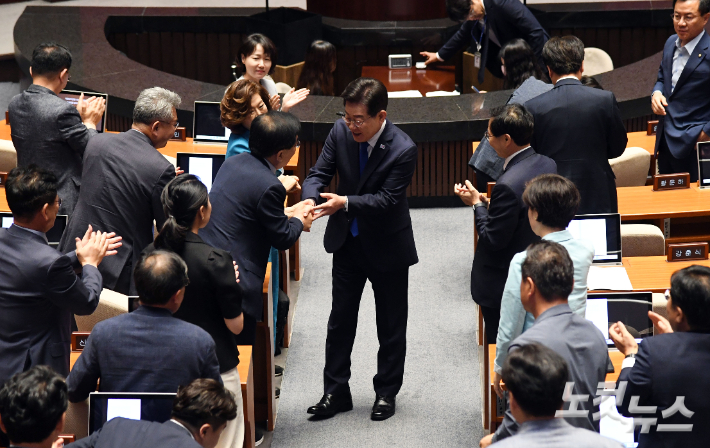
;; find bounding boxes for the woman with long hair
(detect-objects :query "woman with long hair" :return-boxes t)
[297,40,337,96]
[145,174,246,448]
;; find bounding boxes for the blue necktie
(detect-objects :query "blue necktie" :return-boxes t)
[350,142,369,237]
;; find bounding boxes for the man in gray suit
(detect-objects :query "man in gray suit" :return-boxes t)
[490,343,622,448]
[0,166,119,384]
[480,240,610,447]
[59,87,178,295]
[8,42,105,216]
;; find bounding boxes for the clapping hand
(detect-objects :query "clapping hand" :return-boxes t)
[233,261,240,283]
[649,311,673,334]
[269,94,281,111]
[608,321,639,356]
[75,225,123,268]
[454,180,485,207]
[76,93,106,128]
[281,88,310,112]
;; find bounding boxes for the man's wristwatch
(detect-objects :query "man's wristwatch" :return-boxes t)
[625,353,637,359]
[473,201,487,211]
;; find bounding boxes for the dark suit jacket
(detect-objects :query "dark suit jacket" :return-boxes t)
[617,332,710,448]
[301,119,418,272]
[654,32,710,159]
[438,0,549,78]
[67,418,202,448]
[8,84,97,216]
[199,152,303,320]
[0,225,101,384]
[471,147,556,308]
[58,130,175,294]
[66,305,221,402]
[525,78,627,215]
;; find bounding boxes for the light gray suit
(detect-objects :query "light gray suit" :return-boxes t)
[8,84,97,216]
[491,419,623,448]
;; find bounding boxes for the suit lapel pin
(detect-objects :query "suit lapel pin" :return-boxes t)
[380,144,385,149]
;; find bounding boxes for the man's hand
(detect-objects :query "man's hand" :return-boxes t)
[52,438,64,448]
[651,91,667,116]
[288,201,315,231]
[281,88,310,112]
[233,261,240,283]
[313,193,346,219]
[608,321,639,356]
[493,371,504,399]
[454,180,484,207]
[77,93,106,129]
[479,434,494,448]
[420,51,440,66]
[75,225,120,267]
[698,130,710,143]
[649,311,673,334]
[279,175,301,193]
[269,94,281,111]
[175,166,185,176]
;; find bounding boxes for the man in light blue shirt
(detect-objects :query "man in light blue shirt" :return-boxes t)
[494,174,594,394]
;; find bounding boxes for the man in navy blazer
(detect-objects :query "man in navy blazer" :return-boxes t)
[526,36,627,215]
[66,251,221,402]
[610,264,710,448]
[455,104,556,343]
[420,0,549,83]
[302,78,418,421]
[200,111,313,345]
[651,0,710,181]
[0,166,118,385]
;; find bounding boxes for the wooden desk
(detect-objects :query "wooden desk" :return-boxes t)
[238,346,255,448]
[361,66,455,95]
[254,263,276,431]
[622,256,710,292]
[162,138,299,171]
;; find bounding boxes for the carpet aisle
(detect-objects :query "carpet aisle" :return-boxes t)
[272,207,484,447]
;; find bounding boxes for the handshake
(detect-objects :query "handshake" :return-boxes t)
[285,193,348,232]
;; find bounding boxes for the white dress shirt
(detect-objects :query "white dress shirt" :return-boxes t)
[654,30,706,96]
[503,146,531,170]
[344,120,387,211]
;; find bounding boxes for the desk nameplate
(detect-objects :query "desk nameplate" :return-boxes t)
[59,435,76,444]
[170,127,187,141]
[71,331,90,351]
[668,242,709,262]
[647,120,659,136]
[653,173,690,191]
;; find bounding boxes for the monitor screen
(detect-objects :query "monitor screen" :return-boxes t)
[585,292,653,347]
[566,213,622,264]
[193,102,231,143]
[0,213,67,247]
[175,153,225,193]
[698,142,710,188]
[88,392,175,434]
[58,89,109,133]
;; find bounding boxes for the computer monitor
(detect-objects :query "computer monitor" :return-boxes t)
[193,101,231,144]
[58,89,109,133]
[175,153,225,193]
[585,291,653,348]
[566,213,622,265]
[0,213,67,248]
[88,392,176,434]
[697,141,710,189]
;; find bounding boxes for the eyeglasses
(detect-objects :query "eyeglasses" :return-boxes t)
[295,139,301,148]
[159,120,179,129]
[339,113,373,129]
[55,197,62,208]
[484,130,492,140]
[671,13,700,22]
[664,289,671,302]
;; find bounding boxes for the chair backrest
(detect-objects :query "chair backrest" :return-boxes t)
[583,47,614,76]
[610,147,651,187]
[0,139,17,173]
[75,288,129,332]
[620,223,665,257]
[275,82,292,95]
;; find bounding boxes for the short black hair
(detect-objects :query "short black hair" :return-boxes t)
[236,34,278,75]
[522,174,581,229]
[134,250,189,306]
[542,36,585,76]
[249,111,300,159]
[489,104,534,146]
[5,165,58,220]
[30,42,72,76]
[446,0,472,21]
[676,0,710,16]
[521,240,574,302]
[670,265,710,331]
[341,77,388,117]
[580,75,603,90]
[503,343,569,418]
[171,379,237,431]
[0,366,68,444]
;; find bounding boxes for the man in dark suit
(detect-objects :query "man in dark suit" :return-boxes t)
[0,166,118,384]
[455,104,556,344]
[59,87,178,295]
[526,36,627,215]
[420,0,549,83]
[8,42,105,216]
[301,78,418,421]
[651,0,710,181]
[66,251,221,402]
[200,111,313,346]
[610,264,710,448]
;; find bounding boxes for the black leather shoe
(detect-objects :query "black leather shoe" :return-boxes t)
[306,393,353,417]
[371,395,395,421]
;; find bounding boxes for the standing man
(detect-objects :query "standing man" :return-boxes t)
[525,36,627,215]
[420,0,549,83]
[9,42,105,216]
[59,87,178,295]
[652,0,710,181]
[301,78,418,421]
[455,104,556,344]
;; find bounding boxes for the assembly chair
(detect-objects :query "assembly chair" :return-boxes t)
[583,47,614,76]
[610,147,651,187]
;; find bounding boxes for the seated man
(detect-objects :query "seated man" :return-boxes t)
[481,240,609,447]
[68,379,237,448]
[610,265,710,447]
[494,174,594,396]
[8,42,105,216]
[66,250,221,402]
[0,166,119,384]
[455,104,556,343]
[491,343,622,448]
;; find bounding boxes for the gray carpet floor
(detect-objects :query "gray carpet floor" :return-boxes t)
[272,207,483,447]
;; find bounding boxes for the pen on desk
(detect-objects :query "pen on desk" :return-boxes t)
[471,85,480,93]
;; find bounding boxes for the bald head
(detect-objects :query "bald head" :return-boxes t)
[133,250,189,306]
